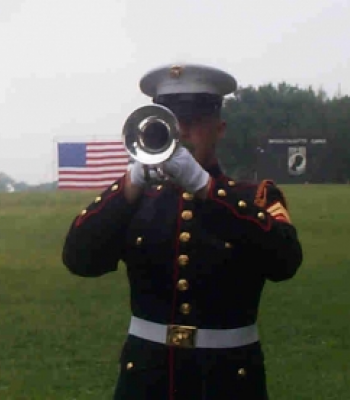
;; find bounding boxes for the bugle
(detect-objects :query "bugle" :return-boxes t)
[122,104,180,182]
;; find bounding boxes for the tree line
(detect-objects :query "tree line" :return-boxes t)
[217,83,350,182]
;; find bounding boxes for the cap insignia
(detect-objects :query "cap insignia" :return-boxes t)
[169,65,183,78]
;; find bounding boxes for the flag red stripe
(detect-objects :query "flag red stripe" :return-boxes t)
[58,186,112,190]
[86,141,124,146]
[58,169,122,175]
[58,177,121,183]
[86,149,127,153]
[85,162,128,167]
[86,155,128,161]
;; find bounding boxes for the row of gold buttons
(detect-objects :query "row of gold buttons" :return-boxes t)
[177,192,194,315]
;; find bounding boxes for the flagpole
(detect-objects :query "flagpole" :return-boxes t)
[53,136,57,190]
[53,136,55,189]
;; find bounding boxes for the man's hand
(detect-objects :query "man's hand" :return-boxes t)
[125,146,211,201]
[162,146,210,195]
[125,159,167,203]
[129,160,147,188]
[124,162,151,204]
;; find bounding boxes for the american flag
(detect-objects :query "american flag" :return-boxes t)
[57,141,130,190]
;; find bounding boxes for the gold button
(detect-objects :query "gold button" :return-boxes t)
[218,189,226,197]
[126,362,134,370]
[228,180,235,186]
[157,185,162,191]
[179,232,191,242]
[257,212,265,220]
[177,279,189,291]
[238,368,246,376]
[182,192,194,201]
[178,255,189,266]
[81,209,87,215]
[111,184,119,191]
[180,303,191,314]
[238,200,247,208]
[181,210,193,220]
[225,242,233,248]
[94,196,102,203]
[136,237,143,245]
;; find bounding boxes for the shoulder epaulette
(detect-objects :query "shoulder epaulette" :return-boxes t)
[254,179,275,208]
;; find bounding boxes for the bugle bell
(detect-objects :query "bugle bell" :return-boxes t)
[122,104,180,182]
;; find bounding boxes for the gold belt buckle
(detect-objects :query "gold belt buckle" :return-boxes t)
[166,324,197,348]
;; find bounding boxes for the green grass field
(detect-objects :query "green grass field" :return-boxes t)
[0,185,349,399]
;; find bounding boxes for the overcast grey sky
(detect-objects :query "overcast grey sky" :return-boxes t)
[1,0,349,184]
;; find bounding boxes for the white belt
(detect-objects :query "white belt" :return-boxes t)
[128,316,259,349]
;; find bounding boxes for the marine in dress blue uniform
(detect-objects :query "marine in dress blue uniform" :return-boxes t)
[62,64,303,399]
